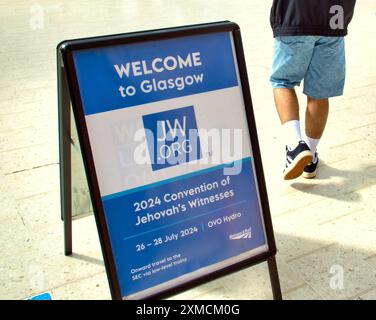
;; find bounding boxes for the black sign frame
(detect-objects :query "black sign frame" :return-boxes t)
[57,21,282,300]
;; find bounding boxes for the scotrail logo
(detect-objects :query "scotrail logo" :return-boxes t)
[142,106,201,171]
[229,227,252,240]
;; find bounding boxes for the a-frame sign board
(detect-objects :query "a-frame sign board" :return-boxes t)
[57,21,282,300]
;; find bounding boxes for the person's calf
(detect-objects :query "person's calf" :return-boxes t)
[305,96,329,139]
[273,88,300,124]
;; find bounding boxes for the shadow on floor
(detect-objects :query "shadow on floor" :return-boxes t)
[289,160,376,202]
[70,253,104,267]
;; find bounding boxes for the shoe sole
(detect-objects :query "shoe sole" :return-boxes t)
[284,151,313,180]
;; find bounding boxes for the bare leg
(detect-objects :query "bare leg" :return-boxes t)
[274,87,302,150]
[273,88,300,124]
[305,96,329,139]
[274,88,314,179]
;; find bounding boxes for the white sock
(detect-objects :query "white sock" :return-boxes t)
[305,136,320,162]
[283,120,302,151]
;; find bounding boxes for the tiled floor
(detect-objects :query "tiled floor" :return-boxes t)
[1,1,375,300]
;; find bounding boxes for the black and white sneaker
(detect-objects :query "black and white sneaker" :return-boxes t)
[283,141,313,180]
[302,154,319,179]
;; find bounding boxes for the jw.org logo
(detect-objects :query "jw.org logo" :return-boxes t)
[142,106,201,171]
[229,227,252,240]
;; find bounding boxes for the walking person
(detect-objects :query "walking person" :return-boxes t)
[270,0,356,180]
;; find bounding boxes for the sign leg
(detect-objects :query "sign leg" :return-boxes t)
[267,256,282,300]
[58,51,73,256]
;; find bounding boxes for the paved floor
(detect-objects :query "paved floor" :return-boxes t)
[1,1,375,300]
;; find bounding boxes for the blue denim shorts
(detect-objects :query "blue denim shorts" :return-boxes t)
[270,36,346,99]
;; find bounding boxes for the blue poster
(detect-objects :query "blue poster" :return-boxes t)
[73,31,268,298]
